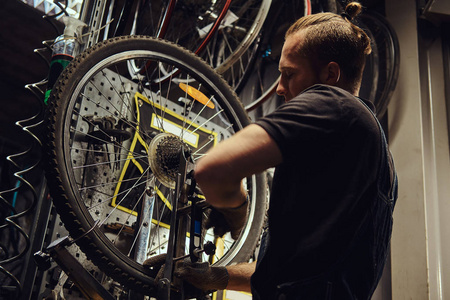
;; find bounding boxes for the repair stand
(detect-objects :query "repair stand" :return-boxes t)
[34,235,115,300]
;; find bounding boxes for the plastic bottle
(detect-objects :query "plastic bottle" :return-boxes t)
[44,16,86,105]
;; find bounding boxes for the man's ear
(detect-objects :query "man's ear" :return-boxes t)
[319,62,341,85]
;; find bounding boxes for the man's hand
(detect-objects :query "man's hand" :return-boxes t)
[174,259,229,292]
[143,253,166,281]
[205,199,249,240]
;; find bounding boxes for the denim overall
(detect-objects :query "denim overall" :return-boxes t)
[252,99,398,300]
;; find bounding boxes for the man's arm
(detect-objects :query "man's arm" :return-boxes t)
[226,261,257,293]
[195,124,282,208]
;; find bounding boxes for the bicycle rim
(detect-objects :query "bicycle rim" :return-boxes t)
[135,0,269,82]
[212,0,272,73]
[359,11,400,118]
[237,0,314,116]
[44,36,266,294]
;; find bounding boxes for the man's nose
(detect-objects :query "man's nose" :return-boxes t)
[276,80,285,96]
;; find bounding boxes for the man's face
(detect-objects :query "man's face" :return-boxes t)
[276,30,322,102]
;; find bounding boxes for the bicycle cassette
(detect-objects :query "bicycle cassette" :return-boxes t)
[148,133,190,188]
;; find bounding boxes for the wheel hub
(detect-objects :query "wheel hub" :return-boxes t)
[148,133,190,188]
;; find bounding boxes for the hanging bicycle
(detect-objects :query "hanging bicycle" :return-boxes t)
[96,0,272,89]
[358,10,400,118]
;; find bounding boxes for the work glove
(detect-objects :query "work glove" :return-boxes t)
[205,199,249,240]
[143,253,166,281]
[144,255,228,295]
[174,259,229,292]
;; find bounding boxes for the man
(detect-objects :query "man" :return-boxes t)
[177,3,398,299]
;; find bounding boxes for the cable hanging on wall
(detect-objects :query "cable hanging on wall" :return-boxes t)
[0,4,62,298]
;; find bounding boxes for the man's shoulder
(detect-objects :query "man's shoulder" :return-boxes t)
[299,84,353,98]
[295,84,376,115]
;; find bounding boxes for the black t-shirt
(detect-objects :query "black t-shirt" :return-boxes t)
[251,84,382,298]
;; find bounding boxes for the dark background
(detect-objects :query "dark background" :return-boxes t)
[0,0,63,156]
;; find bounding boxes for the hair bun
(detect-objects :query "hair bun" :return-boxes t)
[344,2,363,20]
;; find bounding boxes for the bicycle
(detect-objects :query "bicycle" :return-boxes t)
[234,0,339,116]
[358,10,400,118]
[82,0,272,90]
[43,35,267,297]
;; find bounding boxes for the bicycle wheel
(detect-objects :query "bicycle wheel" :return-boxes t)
[135,0,270,81]
[237,0,314,117]
[358,11,400,118]
[44,36,266,294]
[240,0,342,116]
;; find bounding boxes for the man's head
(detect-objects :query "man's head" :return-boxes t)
[277,2,372,101]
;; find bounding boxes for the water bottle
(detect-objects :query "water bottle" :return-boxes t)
[44,16,86,105]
